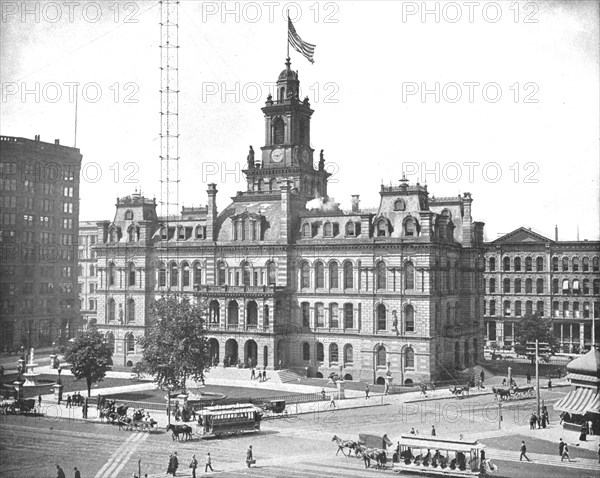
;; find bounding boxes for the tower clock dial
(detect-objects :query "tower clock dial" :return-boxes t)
[271,148,284,163]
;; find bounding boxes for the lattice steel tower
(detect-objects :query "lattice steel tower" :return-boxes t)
[159,0,179,259]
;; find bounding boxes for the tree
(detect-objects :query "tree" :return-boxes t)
[138,294,211,392]
[64,331,113,397]
[513,312,559,357]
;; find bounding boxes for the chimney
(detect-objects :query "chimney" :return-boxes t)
[351,195,360,213]
[206,184,218,241]
[54,139,60,145]
[555,225,558,241]
[34,135,40,141]
[462,192,473,247]
[279,181,292,243]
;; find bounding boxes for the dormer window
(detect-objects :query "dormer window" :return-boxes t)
[124,210,133,220]
[195,225,205,239]
[160,226,167,240]
[394,199,405,211]
[405,218,415,237]
[377,219,388,237]
[302,222,311,238]
[177,226,185,240]
[323,221,333,237]
[345,221,356,237]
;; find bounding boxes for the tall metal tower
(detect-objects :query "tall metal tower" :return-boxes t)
[159,0,179,259]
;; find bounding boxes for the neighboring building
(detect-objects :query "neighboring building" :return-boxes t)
[78,221,99,333]
[0,135,82,350]
[93,59,486,383]
[483,227,600,353]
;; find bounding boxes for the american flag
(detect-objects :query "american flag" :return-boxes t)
[288,17,316,64]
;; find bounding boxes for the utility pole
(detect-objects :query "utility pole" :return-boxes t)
[536,339,540,417]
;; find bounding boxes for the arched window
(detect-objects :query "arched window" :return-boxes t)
[489,300,496,315]
[344,303,354,329]
[323,222,333,237]
[108,262,116,287]
[90,265,95,276]
[127,299,135,323]
[178,226,186,240]
[405,304,415,332]
[242,262,251,286]
[302,342,310,361]
[170,262,179,287]
[267,261,277,285]
[273,117,285,144]
[330,343,339,363]
[108,299,116,322]
[315,302,324,327]
[160,226,168,240]
[572,257,579,272]
[525,256,532,272]
[345,221,356,236]
[552,257,559,271]
[536,256,544,271]
[377,304,387,330]
[179,262,189,287]
[525,278,533,294]
[488,257,496,271]
[340,344,352,365]
[329,262,339,289]
[128,226,135,242]
[536,278,544,294]
[263,305,270,326]
[503,278,510,293]
[405,218,416,237]
[105,333,115,353]
[405,347,415,369]
[301,261,310,289]
[526,300,533,316]
[194,263,202,285]
[515,300,522,316]
[503,256,510,271]
[503,300,511,316]
[158,262,166,287]
[217,262,226,286]
[514,257,521,271]
[315,261,324,288]
[376,262,386,290]
[562,278,569,292]
[376,345,386,367]
[125,334,135,354]
[209,300,220,323]
[593,257,599,272]
[124,210,133,220]
[195,225,205,239]
[489,278,496,293]
[316,343,324,362]
[515,279,521,293]
[583,279,590,294]
[128,263,136,286]
[329,303,339,328]
[562,257,569,271]
[247,301,258,326]
[377,219,387,237]
[404,261,415,290]
[302,223,311,238]
[582,257,590,272]
[394,199,405,211]
[343,262,353,289]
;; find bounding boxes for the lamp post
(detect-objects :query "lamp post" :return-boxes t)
[158,364,173,426]
[498,401,502,429]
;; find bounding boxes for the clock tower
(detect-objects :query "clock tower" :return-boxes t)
[243,58,330,200]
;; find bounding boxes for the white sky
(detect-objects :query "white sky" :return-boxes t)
[1,0,599,241]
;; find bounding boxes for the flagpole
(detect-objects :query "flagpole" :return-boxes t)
[286,13,290,59]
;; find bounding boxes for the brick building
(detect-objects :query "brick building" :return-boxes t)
[0,135,82,350]
[483,227,600,352]
[93,60,486,383]
[78,221,99,333]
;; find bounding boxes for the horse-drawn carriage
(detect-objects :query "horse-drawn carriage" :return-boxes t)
[449,385,470,397]
[331,433,392,470]
[99,404,158,431]
[492,385,535,401]
[0,398,36,415]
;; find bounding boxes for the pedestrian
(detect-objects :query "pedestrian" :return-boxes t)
[205,452,213,473]
[166,453,174,475]
[431,425,436,436]
[38,394,42,408]
[579,423,587,441]
[365,385,370,399]
[588,419,593,436]
[250,368,255,380]
[597,443,600,463]
[278,359,282,370]
[519,441,530,461]
[73,467,81,478]
[541,412,547,428]
[329,395,336,408]
[502,378,507,386]
[561,443,571,462]
[262,369,267,381]
[480,370,485,384]
[56,465,66,478]
[529,413,535,430]
[560,411,566,425]
[526,372,531,384]
[246,445,254,468]
[410,427,416,435]
[66,395,72,408]
[558,438,565,456]
[172,452,179,476]
[321,388,326,400]
[189,454,198,478]
[548,378,553,390]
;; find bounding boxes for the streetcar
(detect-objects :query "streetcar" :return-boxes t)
[195,403,262,438]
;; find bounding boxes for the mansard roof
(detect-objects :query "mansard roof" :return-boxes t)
[215,199,280,242]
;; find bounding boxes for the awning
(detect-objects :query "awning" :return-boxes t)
[553,388,600,415]
[567,373,600,384]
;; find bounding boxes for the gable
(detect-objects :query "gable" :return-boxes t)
[492,227,553,245]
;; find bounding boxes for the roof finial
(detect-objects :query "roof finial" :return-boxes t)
[285,57,291,70]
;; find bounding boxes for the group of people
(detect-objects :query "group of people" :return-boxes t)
[65,392,84,408]
[250,367,268,382]
[55,465,80,478]
[169,402,196,423]
[529,405,550,429]
[164,446,255,477]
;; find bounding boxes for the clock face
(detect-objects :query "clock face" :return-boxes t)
[302,149,309,163]
[271,148,284,163]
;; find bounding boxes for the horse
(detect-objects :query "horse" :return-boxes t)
[331,435,358,457]
[166,424,193,441]
[492,387,511,401]
[360,447,387,469]
[449,385,470,397]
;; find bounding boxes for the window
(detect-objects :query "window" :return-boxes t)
[514,279,521,294]
[525,301,533,316]
[343,262,353,289]
[170,263,179,287]
[330,343,339,363]
[273,117,285,144]
[377,304,387,330]
[583,302,590,318]
[127,299,135,323]
[536,278,544,294]
[345,221,356,236]
[562,301,569,317]
[525,278,532,294]
[405,347,415,369]
[405,305,415,332]
[515,300,522,316]
[267,262,276,285]
[583,279,590,294]
[562,279,569,292]
[344,303,354,329]
[217,262,226,286]
[323,222,333,237]
[302,342,310,361]
[160,227,168,240]
[488,257,496,272]
[552,278,559,294]
[525,257,532,272]
[242,262,251,286]
[572,257,579,272]
[330,303,339,328]
[503,257,510,271]
[376,346,386,367]
[315,303,324,327]
[593,257,599,272]
[404,218,416,237]
[195,225,205,239]
[316,343,324,362]
[594,279,600,295]
[562,257,569,271]
[514,257,521,271]
[301,302,310,327]
[124,210,133,220]
[552,257,559,272]
[489,278,496,293]
[376,262,387,290]
[158,263,166,287]
[315,262,324,288]
[582,257,590,272]
[329,262,339,289]
[536,257,544,272]
[503,300,511,316]
[63,165,75,181]
[394,199,405,211]
[302,223,311,238]
[344,344,353,364]
[63,202,73,214]
[301,262,310,289]
[489,300,496,316]
[108,299,116,321]
[63,186,73,197]
[377,219,387,237]
[404,262,415,290]
[573,302,580,318]
[182,263,190,287]
[503,278,510,293]
[125,334,135,353]
[537,300,544,316]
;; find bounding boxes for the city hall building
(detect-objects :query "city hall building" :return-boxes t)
[93,60,486,384]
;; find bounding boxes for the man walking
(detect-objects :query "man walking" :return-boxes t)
[519,441,530,461]
[172,452,179,476]
[480,370,485,385]
[250,368,255,380]
[431,425,436,436]
[559,438,565,456]
[189,455,198,478]
[365,385,370,399]
[56,465,66,478]
[73,467,81,478]
[561,443,571,462]
[526,372,531,384]
[205,452,213,473]
[246,446,254,468]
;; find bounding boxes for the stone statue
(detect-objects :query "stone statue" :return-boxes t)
[318,150,325,171]
[119,303,124,323]
[28,348,34,364]
[247,146,255,168]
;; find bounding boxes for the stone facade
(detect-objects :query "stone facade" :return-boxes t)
[93,60,486,382]
[0,135,82,350]
[78,221,99,333]
[483,227,600,352]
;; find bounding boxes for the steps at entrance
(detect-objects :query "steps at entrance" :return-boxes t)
[276,369,305,383]
[204,366,282,383]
